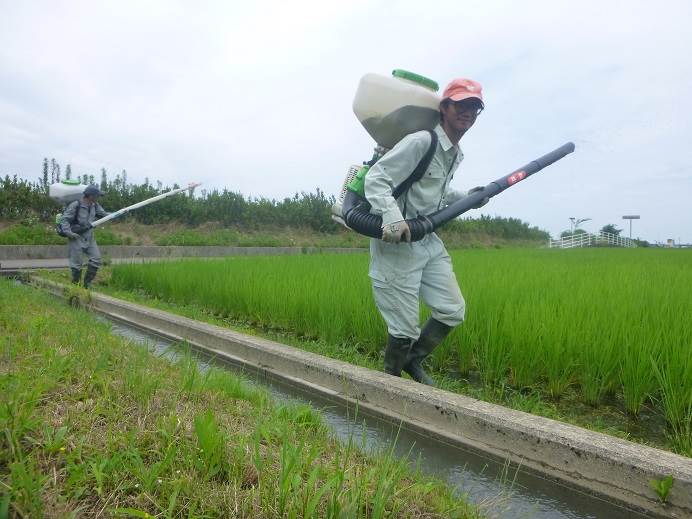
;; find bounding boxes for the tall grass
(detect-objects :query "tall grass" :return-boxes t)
[110,248,692,455]
[0,222,128,245]
[1,279,479,517]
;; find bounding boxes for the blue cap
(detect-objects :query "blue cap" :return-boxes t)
[83,185,104,197]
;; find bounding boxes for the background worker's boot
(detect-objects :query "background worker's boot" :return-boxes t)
[83,265,98,289]
[383,334,413,377]
[70,268,82,285]
[403,318,453,386]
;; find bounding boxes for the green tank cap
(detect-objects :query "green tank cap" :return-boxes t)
[62,179,81,185]
[392,69,439,92]
[346,166,370,197]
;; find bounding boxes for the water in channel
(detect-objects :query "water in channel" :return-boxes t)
[105,317,650,519]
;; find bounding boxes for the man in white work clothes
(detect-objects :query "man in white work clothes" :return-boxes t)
[364,78,487,386]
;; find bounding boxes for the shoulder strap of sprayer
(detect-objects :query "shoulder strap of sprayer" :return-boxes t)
[68,200,80,225]
[391,129,438,200]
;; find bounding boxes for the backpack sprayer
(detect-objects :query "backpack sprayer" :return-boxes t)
[50,180,201,236]
[332,70,575,240]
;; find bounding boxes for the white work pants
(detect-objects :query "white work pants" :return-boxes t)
[369,233,465,340]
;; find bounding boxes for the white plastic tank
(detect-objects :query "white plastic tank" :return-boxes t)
[353,69,441,149]
[49,180,84,204]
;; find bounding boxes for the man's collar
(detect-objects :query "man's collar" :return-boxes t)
[434,124,457,152]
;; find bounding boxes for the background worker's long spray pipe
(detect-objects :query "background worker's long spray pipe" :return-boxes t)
[342,142,575,241]
[90,182,201,228]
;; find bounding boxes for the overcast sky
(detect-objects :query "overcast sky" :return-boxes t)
[1,0,691,243]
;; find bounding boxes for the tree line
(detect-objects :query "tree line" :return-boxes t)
[1,159,550,240]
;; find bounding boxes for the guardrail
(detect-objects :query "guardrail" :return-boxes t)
[549,232,636,249]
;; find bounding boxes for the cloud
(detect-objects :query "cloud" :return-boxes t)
[1,0,691,242]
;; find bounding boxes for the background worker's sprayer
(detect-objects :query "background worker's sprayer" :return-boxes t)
[49,180,201,235]
[331,70,575,240]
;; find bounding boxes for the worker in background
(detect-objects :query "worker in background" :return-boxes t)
[60,185,109,288]
[364,78,488,385]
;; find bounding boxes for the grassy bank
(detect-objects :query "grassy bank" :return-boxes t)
[0,280,482,518]
[94,249,692,457]
[0,220,546,249]
[0,222,127,246]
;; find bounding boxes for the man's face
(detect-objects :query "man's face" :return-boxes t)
[441,98,483,134]
[84,195,98,205]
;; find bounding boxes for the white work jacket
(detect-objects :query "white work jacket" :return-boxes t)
[364,124,463,227]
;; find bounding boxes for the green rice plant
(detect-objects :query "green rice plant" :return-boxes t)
[112,255,386,354]
[475,314,509,386]
[453,333,475,376]
[579,330,619,406]
[506,318,544,390]
[542,327,576,400]
[620,330,659,416]
[651,341,692,456]
[109,249,692,449]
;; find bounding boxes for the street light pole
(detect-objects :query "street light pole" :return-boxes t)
[577,218,591,230]
[622,215,640,240]
[575,217,591,232]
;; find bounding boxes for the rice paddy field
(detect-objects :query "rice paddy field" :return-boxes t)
[109,248,692,455]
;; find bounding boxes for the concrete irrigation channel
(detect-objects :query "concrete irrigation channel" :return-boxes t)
[14,274,692,518]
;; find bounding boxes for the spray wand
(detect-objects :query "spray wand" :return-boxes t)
[90,182,201,228]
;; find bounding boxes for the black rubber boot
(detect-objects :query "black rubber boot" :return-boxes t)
[403,318,453,386]
[83,265,98,289]
[71,268,82,285]
[383,334,413,377]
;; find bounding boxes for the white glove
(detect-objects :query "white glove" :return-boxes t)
[381,220,411,243]
[468,186,489,209]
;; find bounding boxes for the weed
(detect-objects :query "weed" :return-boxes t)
[193,410,227,480]
[6,280,480,516]
[650,475,674,503]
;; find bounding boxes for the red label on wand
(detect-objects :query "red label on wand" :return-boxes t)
[507,170,527,185]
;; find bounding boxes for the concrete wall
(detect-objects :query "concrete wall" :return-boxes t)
[0,245,365,260]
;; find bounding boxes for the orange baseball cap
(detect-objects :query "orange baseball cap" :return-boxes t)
[441,78,483,103]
